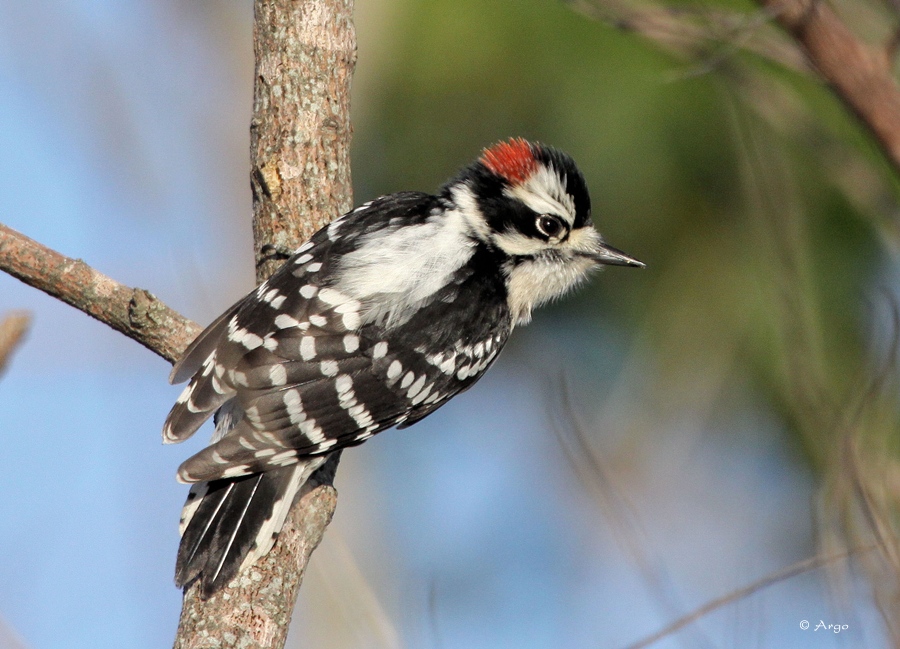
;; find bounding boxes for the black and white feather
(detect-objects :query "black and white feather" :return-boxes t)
[163,138,643,597]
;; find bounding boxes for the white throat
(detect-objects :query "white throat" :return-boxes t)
[505,255,596,325]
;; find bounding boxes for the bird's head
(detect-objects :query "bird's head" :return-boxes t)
[446,138,644,324]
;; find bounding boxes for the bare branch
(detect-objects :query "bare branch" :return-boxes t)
[757,0,900,176]
[0,311,31,378]
[0,223,200,364]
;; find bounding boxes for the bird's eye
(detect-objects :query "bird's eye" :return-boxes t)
[536,214,565,239]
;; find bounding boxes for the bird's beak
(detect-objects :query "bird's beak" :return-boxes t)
[589,242,645,268]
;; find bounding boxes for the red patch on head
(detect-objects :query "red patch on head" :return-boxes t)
[480,138,537,184]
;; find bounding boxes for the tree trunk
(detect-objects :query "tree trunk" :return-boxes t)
[172,1,356,647]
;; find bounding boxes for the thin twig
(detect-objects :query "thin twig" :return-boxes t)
[552,376,716,649]
[622,545,876,649]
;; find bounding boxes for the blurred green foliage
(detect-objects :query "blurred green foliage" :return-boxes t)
[351,7,900,626]
[351,0,894,471]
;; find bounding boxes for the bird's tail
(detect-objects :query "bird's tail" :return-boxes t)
[175,456,327,597]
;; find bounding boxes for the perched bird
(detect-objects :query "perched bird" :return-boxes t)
[164,138,643,597]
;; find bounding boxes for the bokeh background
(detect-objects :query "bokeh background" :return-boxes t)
[0,0,897,647]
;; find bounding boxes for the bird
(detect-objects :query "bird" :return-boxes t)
[163,137,644,597]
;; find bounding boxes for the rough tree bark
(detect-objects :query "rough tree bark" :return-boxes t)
[173,1,356,648]
[251,0,356,282]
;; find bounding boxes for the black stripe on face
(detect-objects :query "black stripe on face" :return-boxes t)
[529,144,591,229]
[442,144,592,241]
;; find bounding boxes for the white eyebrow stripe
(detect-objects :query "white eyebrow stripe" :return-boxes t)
[504,164,575,223]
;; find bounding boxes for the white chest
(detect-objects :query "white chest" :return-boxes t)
[334,210,476,328]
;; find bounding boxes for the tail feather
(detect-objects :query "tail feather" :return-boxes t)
[175,480,231,585]
[204,473,273,591]
[175,473,275,595]
[174,457,327,598]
